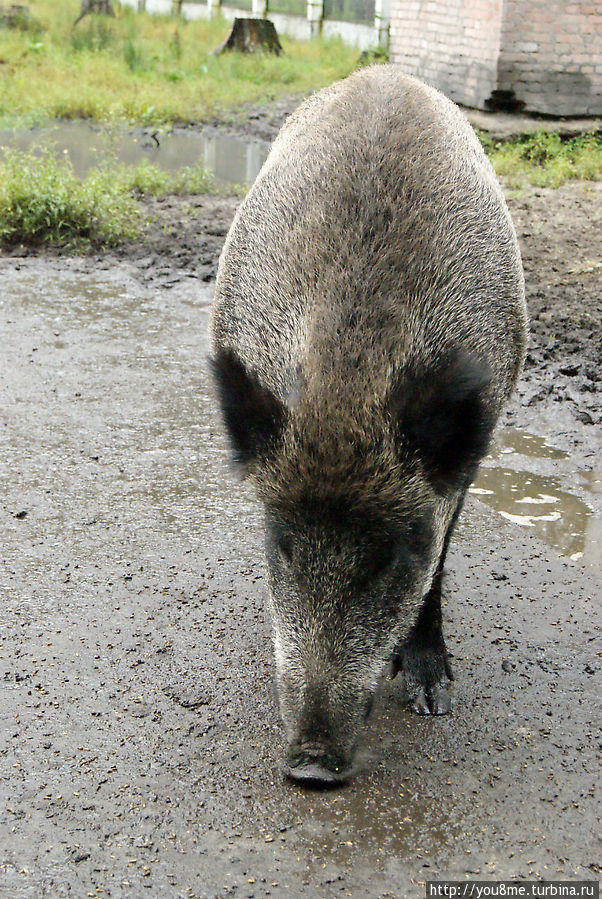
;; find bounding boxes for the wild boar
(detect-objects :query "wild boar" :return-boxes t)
[209,65,527,784]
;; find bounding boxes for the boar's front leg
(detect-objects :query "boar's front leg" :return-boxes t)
[394,568,454,715]
[391,500,463,715]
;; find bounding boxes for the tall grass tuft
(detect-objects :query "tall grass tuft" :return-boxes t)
[112,159,213,196]
[0,149,139,246]
[0,150,214,246]
[70,17,119,53]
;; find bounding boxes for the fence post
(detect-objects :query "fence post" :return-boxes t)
[252,0,267,17]
[307,0,323,37]
[374,0,390,47]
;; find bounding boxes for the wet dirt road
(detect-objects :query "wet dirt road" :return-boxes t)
[1,258,600,898]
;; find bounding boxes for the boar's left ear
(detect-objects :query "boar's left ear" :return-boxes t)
[391,351,495,491]
[210,347,287,466]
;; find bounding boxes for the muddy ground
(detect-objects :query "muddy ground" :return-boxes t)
[1,102,600,899]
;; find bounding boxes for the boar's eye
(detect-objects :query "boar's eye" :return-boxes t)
[277,536,293,564]
[266,520,293,565]
[365,539,398,580]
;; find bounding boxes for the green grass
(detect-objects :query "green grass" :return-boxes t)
[483,131,602,188]
[0,0,359,127]
[0,149,214,246]
[114,158,213,196]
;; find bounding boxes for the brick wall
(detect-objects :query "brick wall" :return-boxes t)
[390,0,504,109]
[389,0,602,115]
[498,1,602,115]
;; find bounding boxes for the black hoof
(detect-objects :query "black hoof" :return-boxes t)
[407,680,452,715]
[391,644,454,716]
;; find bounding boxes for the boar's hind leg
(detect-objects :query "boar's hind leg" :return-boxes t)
[391,501,464,715]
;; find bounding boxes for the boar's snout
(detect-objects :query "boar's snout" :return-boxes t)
[278,674,376,786]
[284,740,352,786]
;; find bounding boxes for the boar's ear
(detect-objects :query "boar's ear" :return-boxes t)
[391,351,494,491]
[210,347,287,466]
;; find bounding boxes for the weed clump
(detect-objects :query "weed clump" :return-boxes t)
[70,16,117,52]
[113,158,213,196]
[0,149,138,246]
[0,149,214,247]
[485,131,602,188]
[356,46,389,68]
[0,3,42,32]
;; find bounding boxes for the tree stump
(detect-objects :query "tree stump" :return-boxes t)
[73,0,115,27]
[0,4,39,30]
[213,18,283,56]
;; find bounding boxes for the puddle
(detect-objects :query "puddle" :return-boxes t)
[470,429,601,575]
[470,468,600,569]
[578,470,602,495]
[487,428,568,461]
[0,120,270,186]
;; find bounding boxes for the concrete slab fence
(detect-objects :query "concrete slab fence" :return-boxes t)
[131,0,390,49]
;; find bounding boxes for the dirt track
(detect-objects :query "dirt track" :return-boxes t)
[0,107,600,898]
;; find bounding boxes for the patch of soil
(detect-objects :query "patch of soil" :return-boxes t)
[124,193,240,286]
[202,92,306,143]
[506,182,602,440]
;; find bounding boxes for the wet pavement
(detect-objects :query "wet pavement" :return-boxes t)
[0,258,600,898]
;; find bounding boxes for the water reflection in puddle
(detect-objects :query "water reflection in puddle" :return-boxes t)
[0,120,270,186]
[488,429,568,461]
[578,470,602,495]
[471,429,600,574]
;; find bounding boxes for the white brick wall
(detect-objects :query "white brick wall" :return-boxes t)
[499,0,602,114]
[389,0,602,114]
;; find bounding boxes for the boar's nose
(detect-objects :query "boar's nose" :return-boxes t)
[283,743,353,786]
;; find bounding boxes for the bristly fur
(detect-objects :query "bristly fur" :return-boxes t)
[254,391,432,527]
[208,65,528,778]
[210,344,495,518]
[210,67,527,502]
